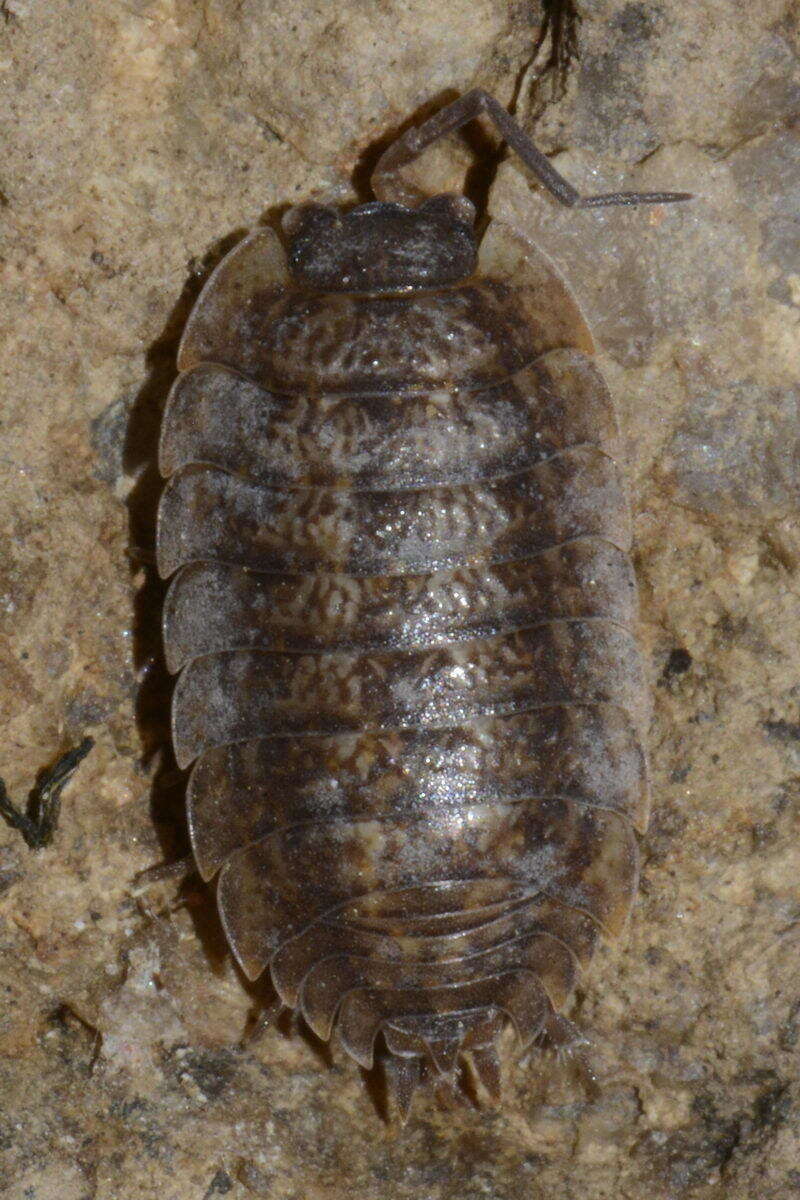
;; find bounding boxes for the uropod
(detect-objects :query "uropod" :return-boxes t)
[156,90,690,1117]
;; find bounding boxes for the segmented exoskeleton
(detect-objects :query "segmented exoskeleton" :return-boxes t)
[157,91,689,1116]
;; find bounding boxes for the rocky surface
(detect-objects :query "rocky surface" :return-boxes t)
[0,2,798,1197]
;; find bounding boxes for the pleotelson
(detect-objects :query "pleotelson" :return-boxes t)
[157,211,650,1102]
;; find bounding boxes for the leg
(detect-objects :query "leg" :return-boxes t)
[371,88,691,209]
[0,737,93,849]
[239,996,287,1048]
[130,854,197,891]
[535,1011,601,1100]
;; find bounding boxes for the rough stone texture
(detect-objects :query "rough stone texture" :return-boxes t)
[0,2,798,1197]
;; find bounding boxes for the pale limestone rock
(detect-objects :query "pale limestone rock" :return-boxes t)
[0,1,798,1197]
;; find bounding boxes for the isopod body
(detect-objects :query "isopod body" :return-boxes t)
[156,91,683,1114]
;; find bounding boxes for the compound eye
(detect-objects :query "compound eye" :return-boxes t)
[419,194,476,227]
[281,204,338,241]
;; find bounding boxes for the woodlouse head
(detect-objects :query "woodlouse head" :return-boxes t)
[282,196,477,293]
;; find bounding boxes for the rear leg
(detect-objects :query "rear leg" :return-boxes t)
[531,1010,600,1100]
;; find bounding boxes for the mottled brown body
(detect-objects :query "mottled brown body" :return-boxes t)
[157,173,651,1111]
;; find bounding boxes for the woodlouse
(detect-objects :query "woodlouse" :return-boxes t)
[156,90,689,1116]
